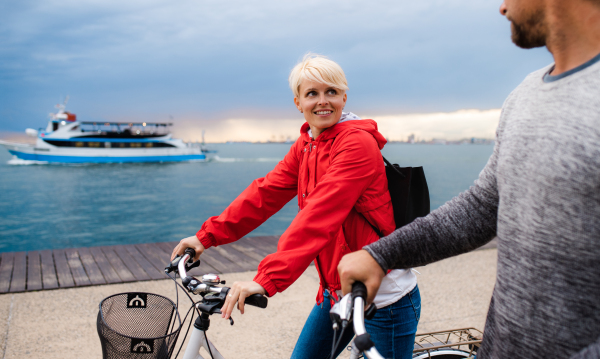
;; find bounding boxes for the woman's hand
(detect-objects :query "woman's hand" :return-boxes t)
[221,281,266,319]
[171,235,206,261]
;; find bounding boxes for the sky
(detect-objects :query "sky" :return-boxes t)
[0,0,553,142]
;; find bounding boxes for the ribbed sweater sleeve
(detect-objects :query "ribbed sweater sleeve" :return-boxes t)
[364,127,502,271]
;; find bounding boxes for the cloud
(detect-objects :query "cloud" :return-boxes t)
[172,108,500,143]
[0,0,551,133]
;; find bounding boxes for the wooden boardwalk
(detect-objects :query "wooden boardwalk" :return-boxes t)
[0,236,279,294]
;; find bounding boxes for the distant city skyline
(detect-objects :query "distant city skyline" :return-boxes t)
[1,0,551,139]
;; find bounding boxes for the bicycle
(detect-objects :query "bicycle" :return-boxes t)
[328,284,481,359]
[97,247,480,359]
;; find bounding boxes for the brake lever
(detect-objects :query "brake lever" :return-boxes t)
[365,303,377,320]
[185,259,201,272]
[165,256,182,274]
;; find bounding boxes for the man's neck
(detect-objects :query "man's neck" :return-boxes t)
[546,1,600,75]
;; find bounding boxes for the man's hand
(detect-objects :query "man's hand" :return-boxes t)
[171,235,206,261]
[338,250,386,305]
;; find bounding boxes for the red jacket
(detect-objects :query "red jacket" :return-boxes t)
[196,119,395,303]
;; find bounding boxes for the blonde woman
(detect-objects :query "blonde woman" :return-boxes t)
[172,54,420,358]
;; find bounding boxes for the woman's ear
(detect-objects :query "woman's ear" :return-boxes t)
[294,97,303,113]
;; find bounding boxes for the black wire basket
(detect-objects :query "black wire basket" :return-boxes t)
[97,292,182,359]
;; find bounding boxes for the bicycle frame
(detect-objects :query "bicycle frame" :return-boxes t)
[167,250,267,359]
[182,325,224,359]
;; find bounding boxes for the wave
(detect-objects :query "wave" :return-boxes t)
[7,157,49,165]
[211,156,281,163]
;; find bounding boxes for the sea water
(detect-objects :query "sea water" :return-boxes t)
[0,143,493,253]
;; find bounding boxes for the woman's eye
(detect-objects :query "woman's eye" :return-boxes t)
[327,89,337,95]
[306,91,317,97]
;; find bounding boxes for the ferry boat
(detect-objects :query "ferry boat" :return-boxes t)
[0,100,212,163]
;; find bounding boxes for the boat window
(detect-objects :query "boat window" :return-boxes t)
[75,142,84,147]
[70,125,79,131]
[104,142,111,148]
[145,143,153,148]
[88,142,101,148]
[52,122,59,131]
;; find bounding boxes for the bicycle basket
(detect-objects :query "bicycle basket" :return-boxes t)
[97,292,182,359]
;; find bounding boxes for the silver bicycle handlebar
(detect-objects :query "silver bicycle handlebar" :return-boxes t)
[177,253,223,295]
[352,296,385,359]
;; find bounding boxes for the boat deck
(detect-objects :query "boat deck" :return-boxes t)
[0,236,279,294]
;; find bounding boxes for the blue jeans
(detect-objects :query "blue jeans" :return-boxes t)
[290,285,421,359]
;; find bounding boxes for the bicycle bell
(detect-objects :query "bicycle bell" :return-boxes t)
[202,274,224,285]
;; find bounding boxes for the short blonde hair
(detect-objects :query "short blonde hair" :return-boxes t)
[289,53,349,98]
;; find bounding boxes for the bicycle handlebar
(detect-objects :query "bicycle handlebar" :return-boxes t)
[166,249,268,310]
[329,282,385,359]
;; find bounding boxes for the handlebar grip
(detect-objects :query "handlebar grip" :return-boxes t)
[245,294,268,309]
[184,248,196,261]
[352,281,368,300]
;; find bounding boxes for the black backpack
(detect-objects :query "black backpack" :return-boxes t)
[382,156,430,229]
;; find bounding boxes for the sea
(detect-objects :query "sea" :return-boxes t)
[0,143,494,253]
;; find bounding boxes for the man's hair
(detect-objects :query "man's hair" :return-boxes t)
[289,53,349,98]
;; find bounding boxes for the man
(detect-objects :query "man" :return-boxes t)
[338,0,600,358]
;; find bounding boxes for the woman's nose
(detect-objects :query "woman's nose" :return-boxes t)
[499,1,507,16]
[318,94,329,105]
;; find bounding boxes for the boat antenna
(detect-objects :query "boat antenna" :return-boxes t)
[202,130,206,146]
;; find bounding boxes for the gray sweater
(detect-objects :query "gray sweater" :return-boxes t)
[366,60,600,358]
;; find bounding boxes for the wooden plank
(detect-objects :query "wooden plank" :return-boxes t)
[203,247,246,273]
[78,247,106,285]
[248,235,280,252]
[52,249,75,288]
[156,242,218,276]
[123,245,164,280]
[237,237,276,258]
[230,243,267,263]
[135,243,170,275]
[65,249,91,287]
[9,252,27,293]
[89,247,121,284]
[0,252,14,293]
[101,247,136,282]
[40,250,58,289]
[26,251,42,291]
[111,245,151,281]
[216,244,260,271]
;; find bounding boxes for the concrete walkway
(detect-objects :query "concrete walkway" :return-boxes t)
[0,248,496,359]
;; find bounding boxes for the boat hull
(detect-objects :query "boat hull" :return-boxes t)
[1,141,207,163]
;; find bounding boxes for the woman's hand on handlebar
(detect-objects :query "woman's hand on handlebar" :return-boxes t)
[171,235,206,262]
[338,250,386,306]
[221,281,266,319]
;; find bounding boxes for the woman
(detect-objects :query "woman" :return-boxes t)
[171,54,420,359]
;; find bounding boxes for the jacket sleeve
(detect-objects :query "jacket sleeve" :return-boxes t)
[254,130,381,296]
[196,142,300,249]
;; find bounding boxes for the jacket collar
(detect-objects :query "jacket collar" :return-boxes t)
[299,114,387,150]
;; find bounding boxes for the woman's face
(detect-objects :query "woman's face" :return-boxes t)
[294,79,347,139]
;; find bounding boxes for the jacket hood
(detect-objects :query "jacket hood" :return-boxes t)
[300,113,387,150]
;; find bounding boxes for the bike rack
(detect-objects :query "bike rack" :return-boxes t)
[413,327,482,358]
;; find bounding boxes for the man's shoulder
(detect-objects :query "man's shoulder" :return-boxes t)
[519,63,555,87]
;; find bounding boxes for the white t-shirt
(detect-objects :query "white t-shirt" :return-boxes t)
[335,268,417,309]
